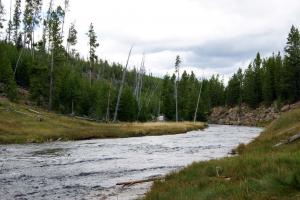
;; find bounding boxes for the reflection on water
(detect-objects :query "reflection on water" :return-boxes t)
[0,125,262,200]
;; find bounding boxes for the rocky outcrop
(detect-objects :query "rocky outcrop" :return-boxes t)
[209,102,300,126]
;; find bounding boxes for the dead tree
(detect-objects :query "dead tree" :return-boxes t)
[105,78,113,122]
[14,48,24,76]
[49,52,54,110]
[113,46,133,122]
[137,81,159,120]
[174,55,181,122]
[134,54,145,109]
[193,78,203,123]
[61,0,69,36]
[116,176,163,187]
[273,133,300,147]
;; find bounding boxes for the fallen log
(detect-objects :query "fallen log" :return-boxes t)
[14,110,35,118]
[273,133,300,147]
[27,108,41,115]
[74,116,97,122]
[216,176,231,181]
[116,176,163,187]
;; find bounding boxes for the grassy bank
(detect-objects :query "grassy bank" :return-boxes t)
[145,109,300,200]
[0,99,206,144]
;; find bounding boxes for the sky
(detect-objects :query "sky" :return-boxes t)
[2,0,300,82]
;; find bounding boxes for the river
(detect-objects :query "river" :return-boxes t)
[0,125,262,200]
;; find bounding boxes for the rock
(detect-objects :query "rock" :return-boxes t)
[209,103,283,126]
[281,105,290,112]
[290,101,300,109]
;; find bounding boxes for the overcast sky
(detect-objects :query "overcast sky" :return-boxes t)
[2,0,300,81]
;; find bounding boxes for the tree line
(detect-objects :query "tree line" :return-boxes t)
[0,0,162,122]
[0,0,299,122]
[159,25,300,121]
[226,26,300,109]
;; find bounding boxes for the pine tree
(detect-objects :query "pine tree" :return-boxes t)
[0,0,4,31]
[243,64,255,107]
[23,0,34,47]
[161,74,175,120]
[118,86,137,122]
[5,0,13,43]
[66,22,77,55]
[253,52,262,105]
[48,6,64,110]
[226,73,241,107]
[23,0,42,52]
[0,46,18,101]
[261,54,279,105]
[12,0,21,45]
[178,70,190,120]
[284,25,300,102]
[274,52,284,101]
[87,23,99,87]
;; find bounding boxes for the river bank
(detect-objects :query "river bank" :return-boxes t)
[0,99,206,144]
[209,101,300,126]
[145,108,300,200]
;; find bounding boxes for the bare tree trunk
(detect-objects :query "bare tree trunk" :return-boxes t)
[49,52,54,111]
[137,82,158,120]
[158,100,161,116]
[6,0,12,42]
[46,0,54,53]
[134,67,139,96]
[14,48,24,76]
[89,61,92,87]
[71,99,74,115]
[61,0,69,37]
[238,81,243,123]
[138,69,144,108]
[32,27,35,60]
[175,80,178,122]
[193,80,203,123]
[134,54,145,102]
[113,46,133,122]
[66,28,70,54]
[106,79,112,122]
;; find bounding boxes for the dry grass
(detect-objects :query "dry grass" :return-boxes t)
[144,109,300,200]
[0,99,206,144]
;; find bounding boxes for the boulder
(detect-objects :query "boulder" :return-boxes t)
[290,101,300,109]
[281,105,290,112]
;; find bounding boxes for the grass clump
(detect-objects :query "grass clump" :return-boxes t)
[144,109,300,200]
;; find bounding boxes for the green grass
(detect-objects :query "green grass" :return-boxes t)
[0,98,206,144]
[144,109,300,200]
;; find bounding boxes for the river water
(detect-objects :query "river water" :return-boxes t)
[0,125,262,200]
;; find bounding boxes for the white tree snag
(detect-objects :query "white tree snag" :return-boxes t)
[116,176,163,187]
[174,56,181,122]
[193,79,203,123]
[174,79,178,122]
[105,78,112,122]
[14,48,24,76]
[273,133,300,147]
[113,46,133,122]
[49,52,54,111]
